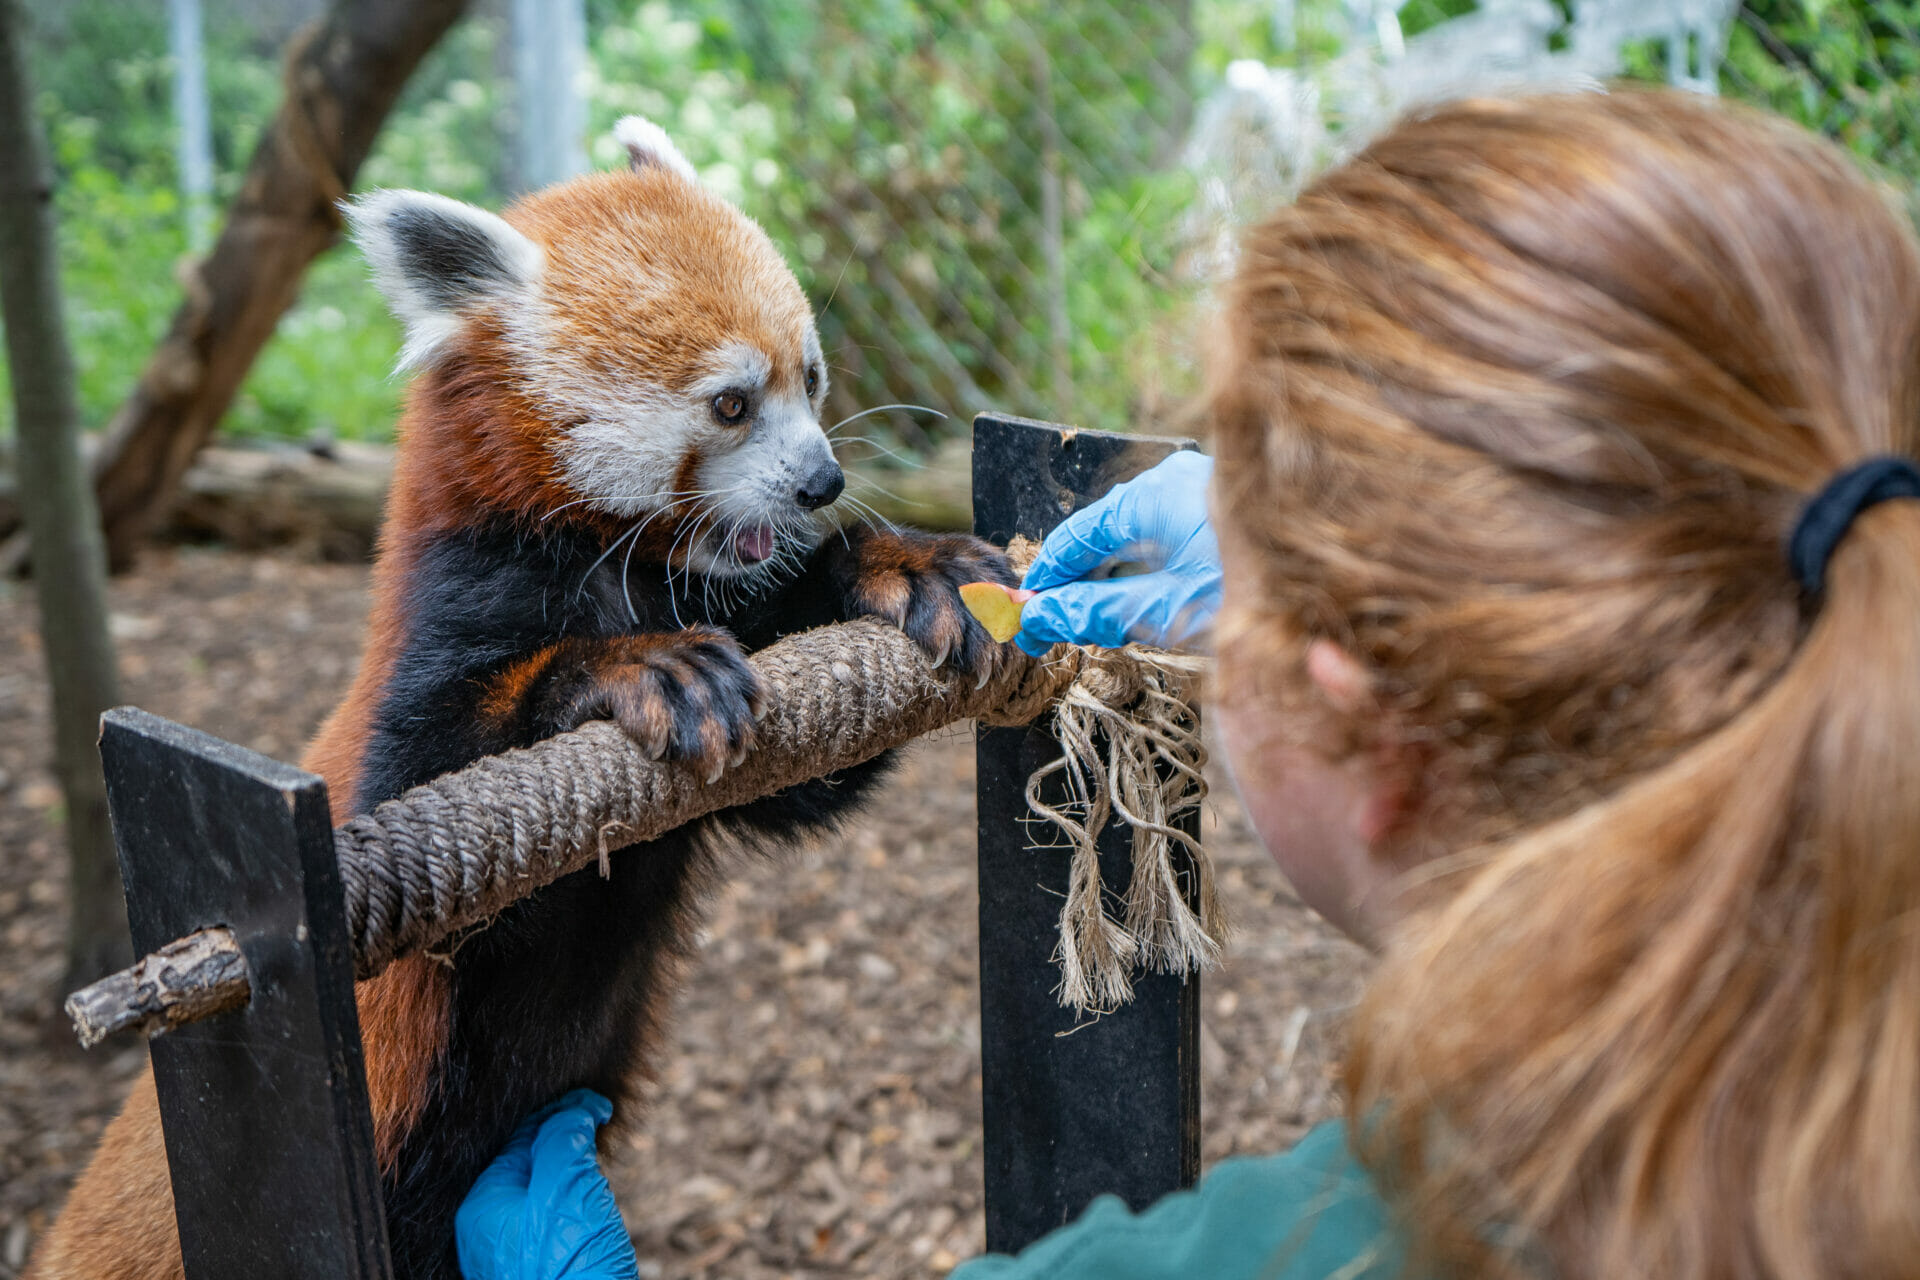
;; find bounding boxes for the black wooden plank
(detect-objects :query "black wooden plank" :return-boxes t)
[101,707,391,1280]
[971,412,1203,1254]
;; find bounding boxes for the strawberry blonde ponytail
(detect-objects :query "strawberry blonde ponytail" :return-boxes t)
[1209,91,1920,1279]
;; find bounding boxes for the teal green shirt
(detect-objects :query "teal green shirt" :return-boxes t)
[952,1121,1404,1280]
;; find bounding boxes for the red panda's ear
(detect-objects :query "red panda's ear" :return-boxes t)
[344,189,543,372]
[613,115,698,183]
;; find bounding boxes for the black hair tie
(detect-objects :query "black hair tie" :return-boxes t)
[1788,455,1920,595]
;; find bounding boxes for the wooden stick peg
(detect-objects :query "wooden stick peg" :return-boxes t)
[65,925,251,1048]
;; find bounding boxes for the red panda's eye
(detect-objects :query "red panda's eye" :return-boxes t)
[712,392,748,424]
[805,366,820,398]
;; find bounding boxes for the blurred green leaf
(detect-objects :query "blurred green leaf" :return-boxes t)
[7,0,1918,456]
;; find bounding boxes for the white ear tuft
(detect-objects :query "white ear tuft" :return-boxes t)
[344,189,544,371]
[613,115,697,182]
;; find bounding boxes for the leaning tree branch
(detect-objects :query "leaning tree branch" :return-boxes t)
[22,0,470,568]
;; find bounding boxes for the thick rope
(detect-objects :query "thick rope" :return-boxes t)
[70,612,1223,1044]
[336,616,1222,1012]
[338,618,1105,980]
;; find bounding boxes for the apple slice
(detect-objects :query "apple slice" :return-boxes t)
[959,582,1036,643]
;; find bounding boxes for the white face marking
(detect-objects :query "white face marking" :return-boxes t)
[533,320,839,581]
[686,337,837,578]
[688,340,772,405]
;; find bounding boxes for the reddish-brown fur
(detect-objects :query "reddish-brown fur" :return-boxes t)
[23,1074,180,1280]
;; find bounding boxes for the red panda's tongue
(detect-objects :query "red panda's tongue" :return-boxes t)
[733,524,775,564]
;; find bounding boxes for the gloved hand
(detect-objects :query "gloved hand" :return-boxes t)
[455,1089,640,1280]
[1015,450,1221,654]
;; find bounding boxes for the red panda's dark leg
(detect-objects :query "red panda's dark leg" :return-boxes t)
[379,827,718,1280]
[347,525,1007,1280]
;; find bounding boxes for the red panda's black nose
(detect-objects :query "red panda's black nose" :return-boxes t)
[796,461,845,510]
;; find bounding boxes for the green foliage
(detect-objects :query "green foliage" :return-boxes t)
[1397,0,1480,40]
[7,0,1233,447]
[584,0,1214,433]
[10,0,1920,454]
[1612,3,1919,211]
[33,112,187,435]
[1,0,489,442]
[357,18,511,204]
[225,249,404,441]
[23,0,283,194]
[1717,1,1920,209]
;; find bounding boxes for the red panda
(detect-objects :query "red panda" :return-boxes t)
[30,116,1012,1280]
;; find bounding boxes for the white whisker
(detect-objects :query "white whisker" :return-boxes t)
[576,521,644,604]
[837,493,899,535]
[831,435,923,468]
[826,403,945,437]
[540,495,605,522]
[620,518,648,624]
[845,473,909,507]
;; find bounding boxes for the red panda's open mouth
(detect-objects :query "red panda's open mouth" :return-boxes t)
[731,524,776,565]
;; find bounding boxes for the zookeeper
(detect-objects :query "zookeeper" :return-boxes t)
[457,88,1920,1280]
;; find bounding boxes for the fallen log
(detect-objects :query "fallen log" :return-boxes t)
[152,436,972,556]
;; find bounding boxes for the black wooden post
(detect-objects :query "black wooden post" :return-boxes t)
[100,708,391,1280]
[971,412,1203,1253]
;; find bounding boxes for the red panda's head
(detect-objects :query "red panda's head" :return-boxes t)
[347,117,842,579]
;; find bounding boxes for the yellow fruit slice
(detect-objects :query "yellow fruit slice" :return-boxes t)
[959,581,1032,643]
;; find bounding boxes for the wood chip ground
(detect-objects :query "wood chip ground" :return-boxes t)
[0,547,1369,1279]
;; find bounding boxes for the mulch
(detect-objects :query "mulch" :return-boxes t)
[0,545,1369,1279]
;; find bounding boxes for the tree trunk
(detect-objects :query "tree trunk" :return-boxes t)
[0,0,129,987]
[71,0,470,568]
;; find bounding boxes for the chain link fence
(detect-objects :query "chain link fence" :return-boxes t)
[586,0,1914,448]
[15,1,1916,452]
[645,1,1210,440]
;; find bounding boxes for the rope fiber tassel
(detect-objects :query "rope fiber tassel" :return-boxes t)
[1019,645,1219,1011]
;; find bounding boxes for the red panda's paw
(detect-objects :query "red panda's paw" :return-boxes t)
[833,529,1018,683]
[565,628,765,781]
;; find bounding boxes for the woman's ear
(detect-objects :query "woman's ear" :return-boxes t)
[1304,640,1418,845]
[1305,640,1370,713]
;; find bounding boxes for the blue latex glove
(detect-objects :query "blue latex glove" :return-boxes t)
[455,1089,640,1280]
[1015,451,1221,655]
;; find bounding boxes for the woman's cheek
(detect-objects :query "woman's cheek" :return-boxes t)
[1213,692,1379,945]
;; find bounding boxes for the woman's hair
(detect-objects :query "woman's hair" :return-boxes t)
[1208,90,1920,1279]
